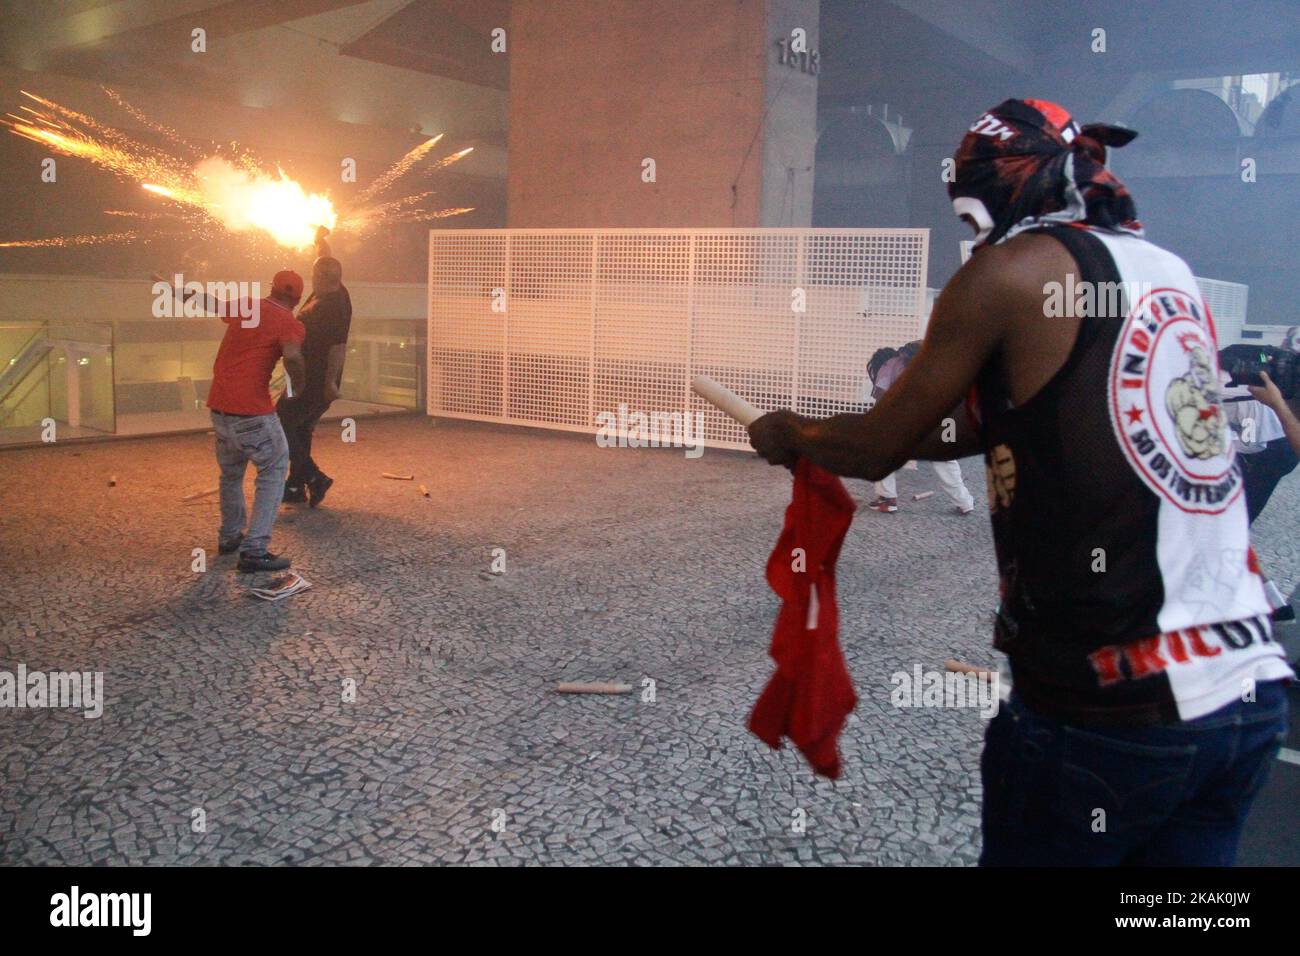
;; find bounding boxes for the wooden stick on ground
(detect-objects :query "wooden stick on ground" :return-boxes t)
[944,659,997,678]
[555,682,634,695]
[381,472,414,480]
[181,486,219,502]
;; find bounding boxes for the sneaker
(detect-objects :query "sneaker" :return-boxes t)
[956,504,975,515]
[218,532,244,555]
[238,551,291,573]
[1272,604,1296,623]
[283,484,307,504]
[307,474,334,509]
[867,496,899,513]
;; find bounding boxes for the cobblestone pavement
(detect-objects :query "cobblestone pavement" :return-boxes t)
[1,414,1296,866]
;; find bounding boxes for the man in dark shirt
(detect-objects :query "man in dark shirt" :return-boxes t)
[278,226,352,508]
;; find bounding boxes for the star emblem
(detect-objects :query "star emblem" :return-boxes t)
[1125,405,1145,424]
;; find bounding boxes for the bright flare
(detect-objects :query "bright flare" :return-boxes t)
[193,158,336,250]
[2,90,471,251]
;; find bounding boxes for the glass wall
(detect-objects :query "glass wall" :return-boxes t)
[341,318,425,410]
[0,321,115,443]
[0,314,421,446]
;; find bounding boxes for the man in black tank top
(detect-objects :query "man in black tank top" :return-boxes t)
[748,99,1291,866]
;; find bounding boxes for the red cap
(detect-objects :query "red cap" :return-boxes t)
[271,269,304,302]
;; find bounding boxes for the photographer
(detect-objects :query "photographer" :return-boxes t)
[1218,367,1297,524]
[1248,370,1300,461]
[1221,342,1300,520]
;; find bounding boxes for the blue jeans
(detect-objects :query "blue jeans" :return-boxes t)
[980,680,1288,866]
[210,411,289,555]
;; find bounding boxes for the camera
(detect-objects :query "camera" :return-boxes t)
[1219,344,1300,399]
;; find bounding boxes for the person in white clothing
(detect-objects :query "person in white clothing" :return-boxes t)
[865,343,976,514]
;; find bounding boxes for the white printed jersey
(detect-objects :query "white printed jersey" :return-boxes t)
[970,224,1293,725]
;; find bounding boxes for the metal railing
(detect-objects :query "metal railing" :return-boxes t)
[0,324,52,425]
[1,315,421,446]
[0,322,115,441]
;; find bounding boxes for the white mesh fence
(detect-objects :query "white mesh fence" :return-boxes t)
[429,228,929,449]
[1195,277,1249,346]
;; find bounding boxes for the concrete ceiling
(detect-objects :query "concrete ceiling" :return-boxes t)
[0,0,510,280]
[0,1,369,70]
[0,0,509,158]
[341,0,510,89]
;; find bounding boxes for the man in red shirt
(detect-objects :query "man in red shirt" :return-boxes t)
[190,271,307,572]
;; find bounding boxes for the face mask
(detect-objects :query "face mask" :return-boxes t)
[948,98,1141,249]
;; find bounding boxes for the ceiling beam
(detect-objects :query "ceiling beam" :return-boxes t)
[885,0,1034,72]
[1,0,369,69]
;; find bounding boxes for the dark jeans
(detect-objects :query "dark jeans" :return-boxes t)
[276,396,331,487]
[1241,438,1299,523]
[980,681,1288,866]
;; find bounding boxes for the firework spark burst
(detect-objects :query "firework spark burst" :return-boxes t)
[1,90,475,252]
[101,86,204,159]
[103,209,172,220]
[0,231,137,249]
[354,134,443,205]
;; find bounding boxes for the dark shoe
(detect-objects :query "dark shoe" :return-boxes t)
[238,551,291,573]
[307,474,333,509]
[218,532,244,555]
[282,484,307,504]
[1272,604,1296,623]
[866,496,899,513]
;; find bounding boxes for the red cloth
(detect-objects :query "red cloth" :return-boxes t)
[749,458,858,778]
[206,297,306,416]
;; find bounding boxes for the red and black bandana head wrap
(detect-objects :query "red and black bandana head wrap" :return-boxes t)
[949,98,1142,249]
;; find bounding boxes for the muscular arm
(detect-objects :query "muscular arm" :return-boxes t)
[748,235,1069,479]
[152,273,233,317]
[186,288,226,315]
[909,408,982,461]
[750,246,1029,479]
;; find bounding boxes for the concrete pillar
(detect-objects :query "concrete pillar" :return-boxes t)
[761,0,820,227]
[506,0,819,227]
